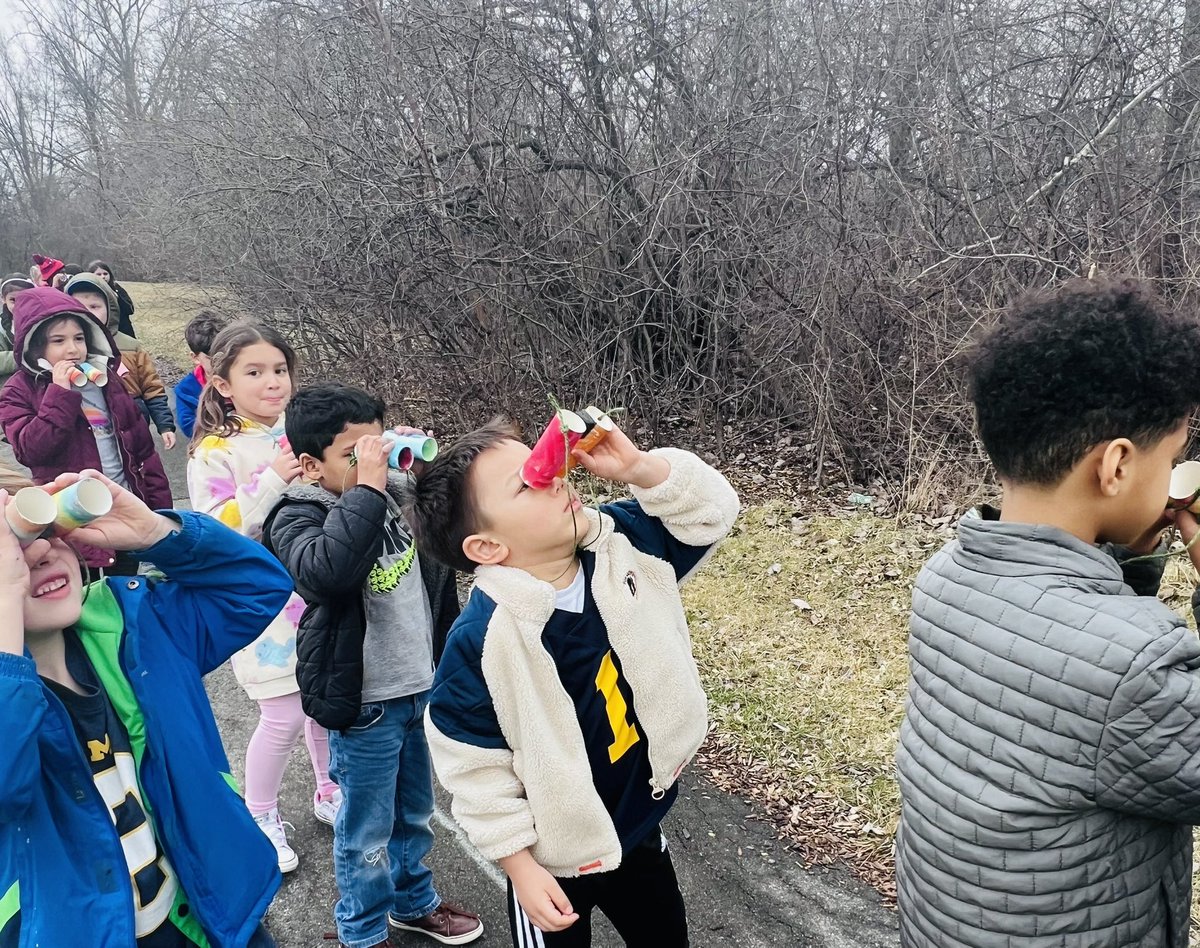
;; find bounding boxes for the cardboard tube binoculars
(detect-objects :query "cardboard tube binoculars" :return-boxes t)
[4,478,113,546]
[382,432,439,471]
[1168,461,1200,513]
[38,358,107,387]
[521,406,614,489]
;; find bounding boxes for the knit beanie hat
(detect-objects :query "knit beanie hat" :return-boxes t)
[31,254,65,282]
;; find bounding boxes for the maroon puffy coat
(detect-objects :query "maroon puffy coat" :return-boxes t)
[0,287,172,567]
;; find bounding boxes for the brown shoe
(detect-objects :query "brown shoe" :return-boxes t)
[388,903,484,945]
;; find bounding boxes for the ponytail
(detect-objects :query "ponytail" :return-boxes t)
[187,320,298,456]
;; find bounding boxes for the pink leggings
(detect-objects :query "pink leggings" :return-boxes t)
[244,691,338,817]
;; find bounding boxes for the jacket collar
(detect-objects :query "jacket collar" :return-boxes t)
[955,515,1124,586]
[473,507,609,622]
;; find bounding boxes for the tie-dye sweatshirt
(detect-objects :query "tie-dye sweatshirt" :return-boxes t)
[186,416,305,700]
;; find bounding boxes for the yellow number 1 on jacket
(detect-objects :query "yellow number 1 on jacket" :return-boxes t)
[595,650,640,763]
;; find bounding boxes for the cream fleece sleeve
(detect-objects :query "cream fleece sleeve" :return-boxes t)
[425,712,539,862]
[629,447,740,547]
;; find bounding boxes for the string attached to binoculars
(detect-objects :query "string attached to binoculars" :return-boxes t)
[1115,525,1200,566]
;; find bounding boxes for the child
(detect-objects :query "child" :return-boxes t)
[186,322,337,873]
[0,287,171,575]
[31,253,64,288]
[87,259,137,337]
[407,418,739,947]
[175,310,228,439]
[895,278,1200,947]
[263,383,482,948]
[65,272,177,449]
[0,466,293,946]
[0,275,33,389]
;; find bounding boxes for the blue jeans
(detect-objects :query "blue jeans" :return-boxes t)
[328,691,440,948]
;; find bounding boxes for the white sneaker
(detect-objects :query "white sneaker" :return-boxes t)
[253,808,299,873]
[313,788,342,827]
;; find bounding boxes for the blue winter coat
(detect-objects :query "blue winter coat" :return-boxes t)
[0,511,293,947]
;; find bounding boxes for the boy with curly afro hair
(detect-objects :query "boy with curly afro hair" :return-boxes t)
[896,277,1200,947]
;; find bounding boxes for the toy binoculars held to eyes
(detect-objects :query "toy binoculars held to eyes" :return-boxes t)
[38,358,108,387]
[382,432,439,471]
[1168,461,1200,513]
[521,406,614,489]
[4,478,114,546]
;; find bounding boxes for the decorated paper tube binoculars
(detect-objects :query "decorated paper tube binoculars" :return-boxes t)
[38,358,108,387]
[382,432,439,471]
[521,406,614,489]
[1169,461,1200,513]
[4,478,114,546]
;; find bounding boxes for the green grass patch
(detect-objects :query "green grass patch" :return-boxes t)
[123,282,229,371]
[684,505,944,845]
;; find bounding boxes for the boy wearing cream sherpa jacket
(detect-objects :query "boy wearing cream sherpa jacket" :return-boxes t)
[407,418,739,948]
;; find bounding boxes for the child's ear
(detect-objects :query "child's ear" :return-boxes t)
[299,452,322,479]
[211,375,232,398]
[463,533,507,567]
[1097,438,1135,497]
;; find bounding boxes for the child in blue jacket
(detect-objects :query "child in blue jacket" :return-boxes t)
[0,466,293,947]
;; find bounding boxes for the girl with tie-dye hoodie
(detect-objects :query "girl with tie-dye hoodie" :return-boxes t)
[187,321,339,874]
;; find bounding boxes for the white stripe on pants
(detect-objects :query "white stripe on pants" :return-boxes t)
[512,885,547,947]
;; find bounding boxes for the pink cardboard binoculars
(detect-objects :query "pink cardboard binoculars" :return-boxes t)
[4,478,113,546]
[521,406,614,489]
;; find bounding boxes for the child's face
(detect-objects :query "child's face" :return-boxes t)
[464,438,584,569]
[302,421,384,494]
[191,351,211,373]
[93,266,111,283]
[38,317,88,365]
[70,291,109,326]
[23,537,83,635]
[211,342,292,426]
[2,288,24,312]
[1102,419,1190,545]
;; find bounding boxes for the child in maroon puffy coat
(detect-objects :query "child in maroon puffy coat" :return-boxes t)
[0,287,171,574]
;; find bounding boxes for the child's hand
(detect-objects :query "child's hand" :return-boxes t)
[570,423,670,489]
[0,494,30,655]
[51,360,76,390]
[0,493,31,597]
[501,850,579,933]
[1173,509,1200,574]
[392,425,433,476]
[270,448,302,484]
[160,431,177,450]
[354,435,389,491]
[47,470,177,552]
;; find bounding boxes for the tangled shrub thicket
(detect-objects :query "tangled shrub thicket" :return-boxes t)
[4,0,1200,503]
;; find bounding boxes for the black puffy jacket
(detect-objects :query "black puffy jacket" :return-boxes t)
[263,476,459,730]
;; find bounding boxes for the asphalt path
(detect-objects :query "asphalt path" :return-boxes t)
[3,424,900,947]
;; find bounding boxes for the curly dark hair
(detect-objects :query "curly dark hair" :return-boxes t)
[970,276,1200,485]
[406,418,522,573]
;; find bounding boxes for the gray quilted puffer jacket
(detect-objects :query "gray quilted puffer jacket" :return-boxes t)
[896,515,1200,947]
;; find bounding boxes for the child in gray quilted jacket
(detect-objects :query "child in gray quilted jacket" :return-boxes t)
[896,277,1200,948]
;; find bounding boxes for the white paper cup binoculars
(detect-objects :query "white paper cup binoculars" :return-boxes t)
[382,432,439,471]
[3,478,113,546]
[1168,461,1200,513]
